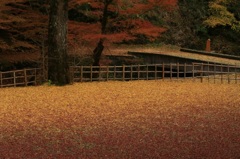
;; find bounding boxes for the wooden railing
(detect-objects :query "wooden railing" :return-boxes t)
[70,63,240,84]
[0,68,43,88]
[1,63,239,88]
[193,63,240,84]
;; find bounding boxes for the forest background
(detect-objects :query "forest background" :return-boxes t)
[0,0,240,71]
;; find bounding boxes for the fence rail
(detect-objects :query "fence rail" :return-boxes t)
[0,68,43,88]
[70,63,240,84]
[1,63,239,88]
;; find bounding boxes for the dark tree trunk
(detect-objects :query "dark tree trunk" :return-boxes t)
[93,39,104,66]
[48,0,69,85]
[92,0,113,66]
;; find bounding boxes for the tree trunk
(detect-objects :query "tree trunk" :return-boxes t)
[48,0,69,85]
[92,1,112,66]
[93,39,104,66]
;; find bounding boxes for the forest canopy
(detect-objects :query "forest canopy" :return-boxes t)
[0,0,240,68]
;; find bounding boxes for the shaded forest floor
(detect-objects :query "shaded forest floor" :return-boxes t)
[0,80,240,158]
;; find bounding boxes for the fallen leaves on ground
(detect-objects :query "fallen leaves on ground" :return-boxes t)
[0,80,240,158]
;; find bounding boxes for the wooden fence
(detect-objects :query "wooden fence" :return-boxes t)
[70,63,240,84]
[0,68,43,88]
[1,63,239,88]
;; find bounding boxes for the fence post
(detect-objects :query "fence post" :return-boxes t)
[114,65,116,80]
[24,69,27,86]
[192,63,195,79]
[106,66,109,81]
[214,63,216,84]
[0,72,2,88]
[227,64,230,84]
[34,68,37,85]
[170,63,172,80]
[137,64,140,80]
[13,71,16,87]
[122,65,125,81]
[235,64,237,84]
[146,64,149,80]
[221,64,223,84]
[162,63,165,81]
[201,63,203,83]
[130,65,133,81]
[207,62,210,83]
[184,63,186,79]
[80,66,83,82]
[99,65,101,81]
[90,65,93,82]
[155,64,157,80]
[177,63,179,79]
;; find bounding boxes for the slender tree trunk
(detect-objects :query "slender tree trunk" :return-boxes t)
[93,39,104,66]
[92,0,113,66]
[48,0,69,85]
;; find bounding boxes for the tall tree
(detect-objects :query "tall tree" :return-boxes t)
[69,0,177,66]
[48,0,69,85]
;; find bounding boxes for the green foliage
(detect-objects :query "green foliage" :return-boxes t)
[48,80,52,86]
[159,0,209,49]
[204,0,240,32]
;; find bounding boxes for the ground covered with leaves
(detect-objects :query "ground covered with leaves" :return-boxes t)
[0,81,240,158]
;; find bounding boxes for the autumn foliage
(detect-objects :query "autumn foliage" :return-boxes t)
[67,0,178,65]
[68,0,177,45]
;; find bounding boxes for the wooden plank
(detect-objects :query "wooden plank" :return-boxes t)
[122,65,125,81]
[201,63,203,83]
[155,64,157,80]
[90,65,93,82]
[0,72,2,88]
[24,69,27,86]
[34,68,37,85]
[114,65,116,80]
[137,65,140,80]
[80,66,83,82]
[235,64,237,84]
[106,66,109,81]
[184,63,187,79]
[214,63,216,84]
[146,64,149,80]
[170,63,172,80]
[162,63,165,81]
[221,64,223,84]
[192,63,195,79]
[99,65,101,81]
[13,71,16,87]
[227,64,230,84]
[207,62,210,83]
[130,65,133,81]
[177,63,179,79]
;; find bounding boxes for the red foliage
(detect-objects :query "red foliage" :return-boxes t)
[0,0,178,62]
[69,0,178,47]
